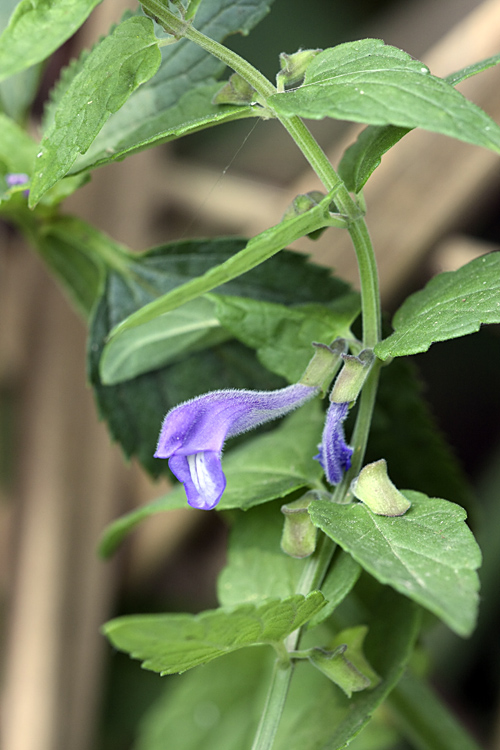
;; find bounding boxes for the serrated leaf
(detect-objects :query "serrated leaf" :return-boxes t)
[107,190,342,337]
[213,292,359,383]
[29,16,161,206]
[217,501,308,607]
[0,0,102,82]
[103,592,325,675]
[270,39,500,154]
[98,402,325,557]
[338,53,500,194]
[100,296,232,385]
[133,587,418,750]
[71,0,275,172]
[310,492,481,636]
[89,237,344,477]
[42,46,92,133]
[375,252,500,359]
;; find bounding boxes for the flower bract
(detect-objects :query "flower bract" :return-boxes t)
[155,384,319,510]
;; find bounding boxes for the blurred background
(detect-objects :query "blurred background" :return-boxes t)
[1,0,500,748]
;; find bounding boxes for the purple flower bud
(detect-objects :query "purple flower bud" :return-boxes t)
[314,401,353,485]
[155,384,319,510]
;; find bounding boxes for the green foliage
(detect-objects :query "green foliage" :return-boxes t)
[0,0,102,82]
[0,3,492,746]
[103,592,325,674]
[338,124,410,194]
[100,297,232,385]
[33,216,109,319]
[309,492,482,636]
[445,51,500,86]
[389,672,485,750]
[98,402,325,557]
[89,235,347,476]
[213,292,360,383]
[308,625,379,697]
[29,16,162,206]
[69,0,276,172]
[320,587,420,749]
[270,39,500,154]
[133,649,274,750]
[375,252,500,358]
[0,111,37,174]
[125,588,418,750]
[338,52,500,193]
[105,190,342,337]
[217,501,308,607]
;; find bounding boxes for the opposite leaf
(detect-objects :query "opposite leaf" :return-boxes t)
[270,39,500,154]
[310,492,481,637]
[29,16,161,206]
[375,252,500,359]
[0,0,102,82]
[338,51,500,194]
[71,0,275,171]
[103,592,325,675]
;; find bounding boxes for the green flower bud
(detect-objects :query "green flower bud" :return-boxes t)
[281,493,322,558]
[213,73,259,106]
[330,349,374,404]
[351,459,411,516]
[277,48,322,91]
[308,646,371,697]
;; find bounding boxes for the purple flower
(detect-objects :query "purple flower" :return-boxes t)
[155,383,319,510]
[6,173,30,196]
[314,401,353,485]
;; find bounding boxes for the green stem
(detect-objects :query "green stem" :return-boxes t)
[250,661,294,750]
[141,0,381,347]
[250,534,336,750]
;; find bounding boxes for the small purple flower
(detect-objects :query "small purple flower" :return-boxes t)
[6,173,30,196]
[314,401,353,485]
[155,383,319,510]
